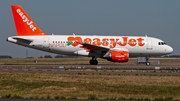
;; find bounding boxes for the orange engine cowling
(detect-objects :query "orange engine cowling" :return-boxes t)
[109,51,129,62]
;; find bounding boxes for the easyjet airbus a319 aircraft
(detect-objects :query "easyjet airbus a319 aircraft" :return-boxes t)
[7,5,173,65]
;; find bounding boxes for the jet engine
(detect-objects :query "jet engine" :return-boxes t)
[103,49,129,62]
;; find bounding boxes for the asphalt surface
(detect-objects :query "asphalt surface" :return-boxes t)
[0,64,180,75]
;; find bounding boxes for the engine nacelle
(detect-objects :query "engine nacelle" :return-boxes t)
[107,51,129,62]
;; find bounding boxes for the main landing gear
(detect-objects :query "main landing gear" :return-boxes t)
[89,57,98,65]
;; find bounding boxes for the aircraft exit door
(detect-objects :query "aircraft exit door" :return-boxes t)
[146,39,153,50]
[43,37,49,48]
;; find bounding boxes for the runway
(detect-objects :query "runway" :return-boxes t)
[0,64,180,75]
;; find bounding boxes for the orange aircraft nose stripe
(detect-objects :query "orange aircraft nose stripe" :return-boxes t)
[11,5,47,36]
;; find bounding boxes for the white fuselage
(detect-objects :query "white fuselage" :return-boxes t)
[7,35,173,57]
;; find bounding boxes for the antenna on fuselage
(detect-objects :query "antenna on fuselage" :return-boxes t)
[73,33,75,36]
[145,35,148,37]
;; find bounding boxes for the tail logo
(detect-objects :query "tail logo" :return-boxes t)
[16,9,37,31]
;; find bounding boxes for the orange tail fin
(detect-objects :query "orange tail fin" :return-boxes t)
[11,5,47,36]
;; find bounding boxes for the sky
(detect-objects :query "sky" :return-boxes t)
[0,0,180,58]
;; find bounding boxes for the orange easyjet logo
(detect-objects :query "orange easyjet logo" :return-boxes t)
[67,36,144,48]
[67,36,82,47]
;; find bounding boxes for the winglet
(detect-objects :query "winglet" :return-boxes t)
[11,5,47,36]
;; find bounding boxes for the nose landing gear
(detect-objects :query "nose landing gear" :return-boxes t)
[137,57,150,66]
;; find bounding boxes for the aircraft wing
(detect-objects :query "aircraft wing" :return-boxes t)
[79,42,110,55]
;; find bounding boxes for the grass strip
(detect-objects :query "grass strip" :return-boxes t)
[0,72,180,100]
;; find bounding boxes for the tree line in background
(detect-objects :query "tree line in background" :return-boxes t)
[0,55,81,58]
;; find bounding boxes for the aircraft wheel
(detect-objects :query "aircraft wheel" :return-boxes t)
[146,62,150,66]
[94,60,98,65]
[89,60,93,65]
[89,60,98,65]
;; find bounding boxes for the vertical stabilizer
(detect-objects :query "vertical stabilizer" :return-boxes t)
[11,5,47,36]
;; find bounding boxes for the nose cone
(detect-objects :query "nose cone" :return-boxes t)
[166,46,173,54]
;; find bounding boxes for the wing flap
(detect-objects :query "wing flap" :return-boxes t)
[79,42,109,54]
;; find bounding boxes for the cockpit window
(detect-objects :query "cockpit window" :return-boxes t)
[158,42,166,45]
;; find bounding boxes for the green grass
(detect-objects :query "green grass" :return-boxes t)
[0,72,180,100]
